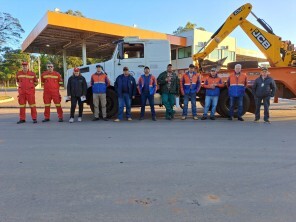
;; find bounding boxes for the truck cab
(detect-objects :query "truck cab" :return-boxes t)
[65,37,171,117]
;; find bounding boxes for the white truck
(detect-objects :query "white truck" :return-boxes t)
[65,37,171,117]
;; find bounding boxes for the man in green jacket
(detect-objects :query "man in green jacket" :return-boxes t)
[157,64,180,120]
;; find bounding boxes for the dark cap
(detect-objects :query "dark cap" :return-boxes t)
[167,64,172,67]
[22,61,28,66]
[144,66,150,70]
[96,64,102,68]
[123,67,129,71]
[189,64,195,68]
[261,67,268,71]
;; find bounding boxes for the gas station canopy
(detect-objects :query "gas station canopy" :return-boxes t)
[22,11,187,60]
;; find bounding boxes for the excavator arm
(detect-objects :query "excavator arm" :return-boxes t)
[239,20,285,67]
[192,3,252,70]
[193,3,296,70]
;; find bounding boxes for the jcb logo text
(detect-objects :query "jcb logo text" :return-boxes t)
[233,6,245,15]
[252,29,271,49]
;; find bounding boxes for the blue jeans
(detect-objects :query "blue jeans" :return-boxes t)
[140,93,156,118]
[117,93,131,120]
[182,92,197,117]
[229,96,244,118]
[203,96,219,117]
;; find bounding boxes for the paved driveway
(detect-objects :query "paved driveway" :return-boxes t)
[0,107,296,222]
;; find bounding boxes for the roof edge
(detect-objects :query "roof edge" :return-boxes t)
[21,11,49,52]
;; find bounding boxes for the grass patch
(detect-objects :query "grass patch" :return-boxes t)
[0,95,13,101]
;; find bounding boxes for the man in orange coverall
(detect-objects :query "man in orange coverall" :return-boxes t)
[41,62,64,122]
[16,61,38,124]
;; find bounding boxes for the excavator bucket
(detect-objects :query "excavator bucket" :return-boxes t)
[198,57,227,73]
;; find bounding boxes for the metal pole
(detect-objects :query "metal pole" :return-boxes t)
[82,40,87,66]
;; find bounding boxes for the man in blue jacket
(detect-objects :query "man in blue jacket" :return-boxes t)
[114,67,137,122]
[137,66,157,121]
[201,68,224,120]
[227,64,248,121]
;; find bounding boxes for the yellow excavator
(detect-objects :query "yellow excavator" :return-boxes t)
[193,3,296,70]
[193,3,296,117]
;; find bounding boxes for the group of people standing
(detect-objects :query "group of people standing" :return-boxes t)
[16,62,64,124]
[16,62,276,124]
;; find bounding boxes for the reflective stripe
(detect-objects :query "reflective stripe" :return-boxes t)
[93,81,99,83]
[59,82,63,84]
[230,84,245,86]
[43,75,59,79]
[19,104,26,107]
[29,104,36,107]
[44,104,51,107]
[55,104,61,107]
[18,75,35,79]
[98,81,105,83]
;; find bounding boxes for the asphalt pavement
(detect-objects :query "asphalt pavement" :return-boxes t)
[0,107,296,222]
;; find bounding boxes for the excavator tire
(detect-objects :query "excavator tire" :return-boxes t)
[227,61,258,70]
[217,89,250,118]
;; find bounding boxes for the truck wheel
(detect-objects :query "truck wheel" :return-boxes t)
[218,89,250,118]
[90,101,94,113]
[179,96,184,109]
[88,89,118,118]
[106,89,118,118]
[216,104,222,116]
[200,100,205,107]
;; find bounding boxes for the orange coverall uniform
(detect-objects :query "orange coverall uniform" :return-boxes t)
[41,71,63,119]
[16,70,38,121]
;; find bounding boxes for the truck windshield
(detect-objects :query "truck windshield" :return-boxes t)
[117,43,144,59]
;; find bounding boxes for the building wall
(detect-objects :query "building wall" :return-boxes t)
[236,47,266,60]
[171,29,237,70]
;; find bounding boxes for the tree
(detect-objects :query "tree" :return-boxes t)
[63,10,85,17]
[0,47,29,87]
[173,22,206,35]
[0,12,24,46]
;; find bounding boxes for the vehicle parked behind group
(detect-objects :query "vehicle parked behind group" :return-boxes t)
[65,37,170,118]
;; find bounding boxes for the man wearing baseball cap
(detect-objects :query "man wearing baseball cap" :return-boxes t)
[252,67,276,123]
[67,67,87,123]
[16,61,38,124]
[157,64,180,120]
[201,67,224,120]
[90,64,110,121]
[114,67,137,122]
[180,64,201,120]
[137,66,157,121]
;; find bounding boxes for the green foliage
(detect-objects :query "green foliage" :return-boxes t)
[0,12,24,46]
[173,22,206,35]
[63,10,85,17]
[0,47,29,86]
